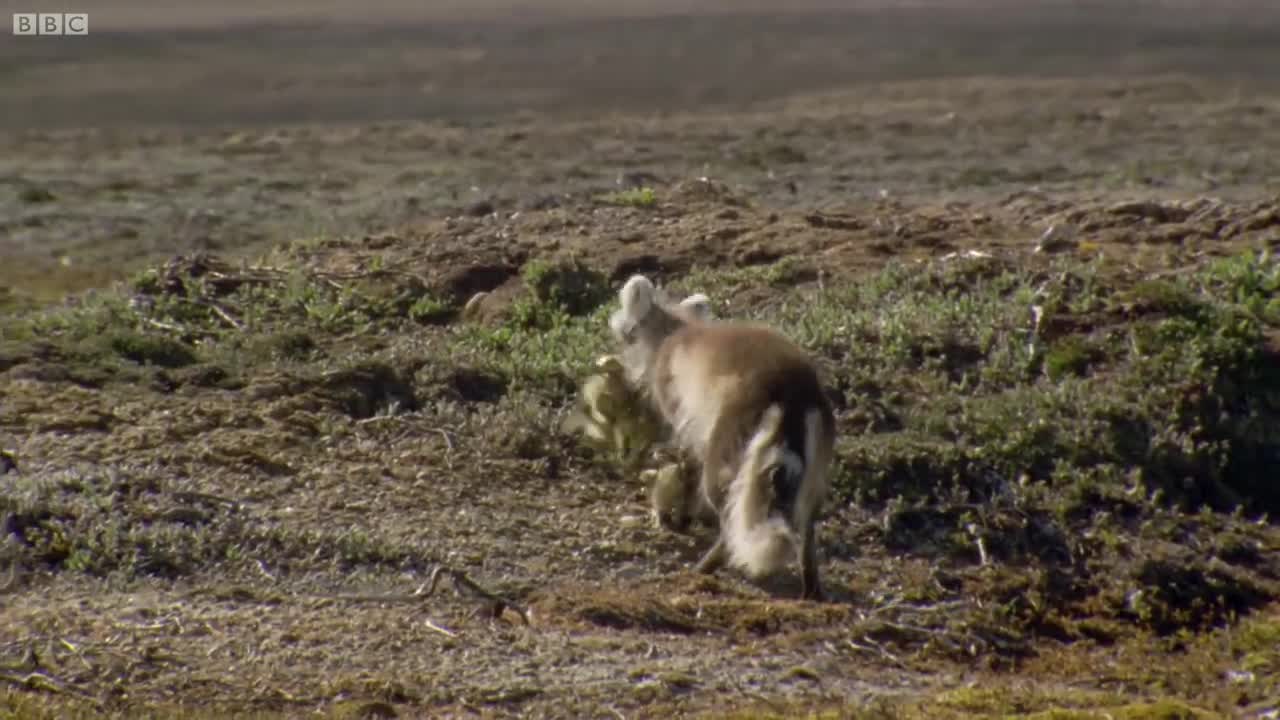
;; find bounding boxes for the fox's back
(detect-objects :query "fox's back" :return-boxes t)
[650,322,832,460]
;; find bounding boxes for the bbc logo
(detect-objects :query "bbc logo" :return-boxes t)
[13,13,89,35]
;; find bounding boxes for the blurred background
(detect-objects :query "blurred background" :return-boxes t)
[4,0,1278,128]
[2,0,1278,300]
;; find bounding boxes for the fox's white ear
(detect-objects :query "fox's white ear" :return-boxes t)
[680,293,713,320]
[618,275,655,320]
[610,275,656,341]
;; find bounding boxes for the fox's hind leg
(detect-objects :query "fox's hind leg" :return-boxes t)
[800,520,824,601]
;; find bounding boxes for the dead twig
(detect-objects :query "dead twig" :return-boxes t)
[0,565,19,594]
[0,671,102,708]
[847,637,908,669]
[314,268,429,286]
[429,427,459,471]
[141,317,189,334]
[58,639,93,672]
[423,618,458,638]
[240,264,290,278]
[308,590,423,605]
[423,565,532,626]
[254,559,276,582]
[384,424,462,467]
[308,565,530,626]
[204,301,244,331]
[140,315,223,340]
[170,491,241,511]
[433,428,456,453]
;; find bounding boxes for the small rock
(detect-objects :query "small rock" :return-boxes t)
[351,701,398,719]
[1035,224,1079,254]
[525,194,562,211]
[617,171,663,188]
[1107,200,1190,223]
[465,200,495,217]
[363,233,399,249]
[19,186,56,204]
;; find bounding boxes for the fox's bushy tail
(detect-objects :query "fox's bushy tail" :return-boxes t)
[723,405,805,579]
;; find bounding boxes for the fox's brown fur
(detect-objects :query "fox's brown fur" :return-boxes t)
[609,275,836,600]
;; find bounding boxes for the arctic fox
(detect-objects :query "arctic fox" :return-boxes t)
[609,275,836,600]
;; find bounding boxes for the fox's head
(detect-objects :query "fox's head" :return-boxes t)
[609,272,711,345]
[609,275,711,376]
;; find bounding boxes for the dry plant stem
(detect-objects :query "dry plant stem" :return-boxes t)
[423,619,459,638]
[0,565,19,594]
[230,262,427,288]
[0,671,103,709]
[137,257,429,337]
[847,638,909,669]
[310,565,531,625]
[171,490,240,509]
[142,317,192,335]
[425,565,533,625]
[204,300,243,330]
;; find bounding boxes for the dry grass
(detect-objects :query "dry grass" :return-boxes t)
[2,192,1278,717]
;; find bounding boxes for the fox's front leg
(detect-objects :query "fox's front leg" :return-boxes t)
[695,533,728,574]
[799,520,824,601]
[693,451,731,574]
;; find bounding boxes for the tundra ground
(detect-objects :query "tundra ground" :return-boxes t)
[2,3,1279,718]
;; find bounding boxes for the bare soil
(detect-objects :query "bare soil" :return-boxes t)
[2,3,1279,719]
